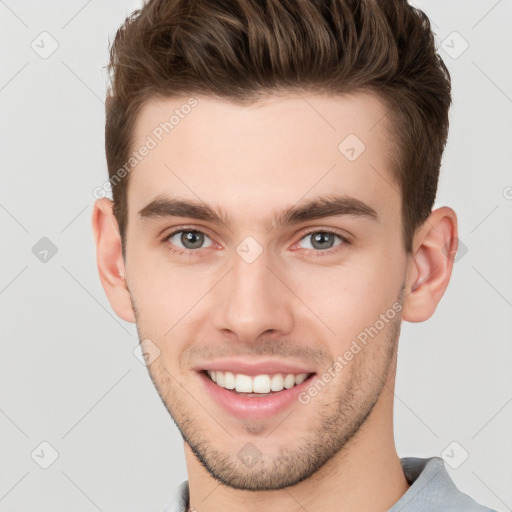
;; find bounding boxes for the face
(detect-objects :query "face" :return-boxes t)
[122,91,409,490]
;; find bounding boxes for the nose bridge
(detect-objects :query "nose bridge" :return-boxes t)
[213,244,294,340]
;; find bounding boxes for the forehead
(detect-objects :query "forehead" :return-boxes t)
[127,91,399,226]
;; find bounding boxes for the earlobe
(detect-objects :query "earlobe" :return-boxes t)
[401,206,459,323]
[91,198,136,323]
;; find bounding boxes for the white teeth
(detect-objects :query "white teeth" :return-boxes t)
[206,370,310,394]
[235,374,253,393]
[223,371,236,389]
[283,374,296,389]
[270,374,284,391]
[253,374,271,393]
[295,373,308,385]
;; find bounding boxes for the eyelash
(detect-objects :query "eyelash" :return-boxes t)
[161,226,350,258]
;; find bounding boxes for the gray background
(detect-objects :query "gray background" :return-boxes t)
[0,0,511,510]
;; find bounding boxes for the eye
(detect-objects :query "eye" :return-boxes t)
[166,229,214,251]
[296,230,347,252]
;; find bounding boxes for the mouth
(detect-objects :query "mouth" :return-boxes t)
[197,369,317,420]
[202,369,315,396]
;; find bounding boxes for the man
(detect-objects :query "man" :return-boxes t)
[92,0,496,510]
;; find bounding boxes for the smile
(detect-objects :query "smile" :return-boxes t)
[199,369,317,421]
[206,370,311,395]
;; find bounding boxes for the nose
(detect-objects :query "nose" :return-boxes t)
[212,249,295,343]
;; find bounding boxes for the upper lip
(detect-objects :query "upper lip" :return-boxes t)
[195,358,316,377]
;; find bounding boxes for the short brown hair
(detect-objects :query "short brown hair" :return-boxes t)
[105,0,451,257]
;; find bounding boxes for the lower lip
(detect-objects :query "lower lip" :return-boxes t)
[198,371,316,421]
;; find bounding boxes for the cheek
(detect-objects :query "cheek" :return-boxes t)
[284,255,402,341]
[127,257,217,337]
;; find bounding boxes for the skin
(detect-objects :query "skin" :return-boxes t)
[92,91,458,512]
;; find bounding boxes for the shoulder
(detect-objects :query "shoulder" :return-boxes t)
[388,456,497,512]
[160,479,189,512]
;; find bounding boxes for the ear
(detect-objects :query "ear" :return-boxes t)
[401,206,459,323]
[91,198,135,323]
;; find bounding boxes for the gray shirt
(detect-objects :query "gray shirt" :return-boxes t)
[161,456,496,511]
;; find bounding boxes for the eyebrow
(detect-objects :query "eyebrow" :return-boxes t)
[137,194,379,232]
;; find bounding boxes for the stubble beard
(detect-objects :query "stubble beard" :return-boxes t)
[130,284,404,491]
